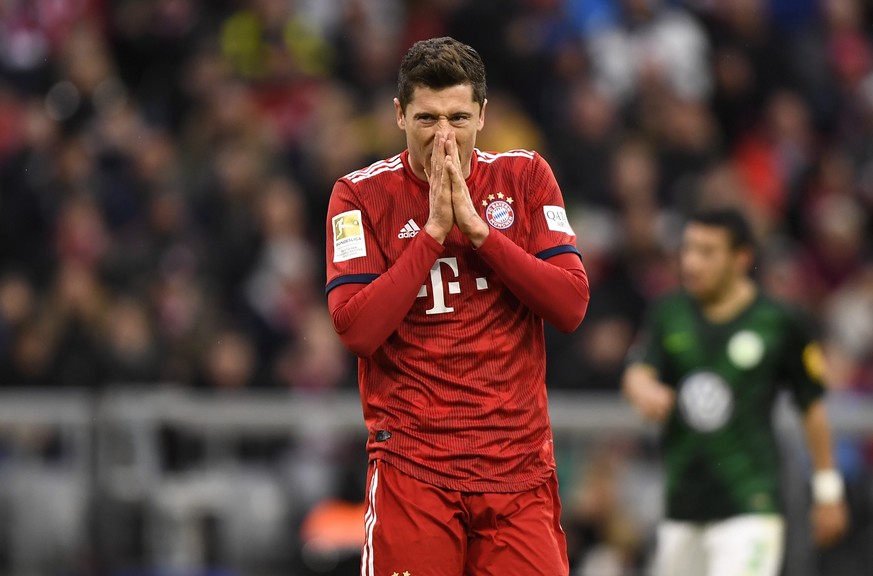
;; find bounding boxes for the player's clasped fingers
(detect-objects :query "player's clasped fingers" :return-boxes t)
[430,134,446,184]
[445,131,461,166]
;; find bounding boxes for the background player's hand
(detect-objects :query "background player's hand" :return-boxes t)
[622,365,675,422]
[423,131,454,244]
[811,501,848,548]
[444,132,489,247]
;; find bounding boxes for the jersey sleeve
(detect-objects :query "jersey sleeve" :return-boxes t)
[779,305,827,411]
[525,153,581,260]
[325,179,387,292]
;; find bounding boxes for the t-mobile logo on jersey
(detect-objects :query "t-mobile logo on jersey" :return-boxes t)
[417,257,489,314]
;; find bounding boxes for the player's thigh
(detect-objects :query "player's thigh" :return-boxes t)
[704,514,785,576]
[464,472,569,576]
[361,460,466,576]
[652,520,706,576]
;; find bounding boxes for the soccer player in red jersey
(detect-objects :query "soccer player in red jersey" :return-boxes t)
[326,37,590,575]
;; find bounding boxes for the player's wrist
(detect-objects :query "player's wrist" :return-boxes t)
[812,468,845,504]
[424,221,449,244]
[466,220,489,248]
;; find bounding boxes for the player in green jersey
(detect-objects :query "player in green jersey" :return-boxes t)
[622,208,848,576]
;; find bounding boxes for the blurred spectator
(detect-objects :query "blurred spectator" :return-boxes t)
[273,307,351,392]
[194,328,266,391]
[101,294,163,385]
[655,96,721,210]
[584,0,712,106]
[46,260,108,389]
[151,265,212,384]
[549,80,619,208]
[0,273,44,386]
[108,0,208,132]
[473,88,545,153]
[791,0,872,133]
[796,172,868,310]
[0,97,60,283]
[824,266,873,392]
[732,89,818,233]
[243,176,316,346]
[701,0,796,147]
[329,0,405,102]
[0,273,34,344]
[564,440,647,575]
[0,0,102,95]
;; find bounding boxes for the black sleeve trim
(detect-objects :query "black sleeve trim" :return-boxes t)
[325,273,379,295]
[535,245,582,261]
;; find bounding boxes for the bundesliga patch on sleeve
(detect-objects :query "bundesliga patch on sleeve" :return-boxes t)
[543,206,574,234]
[332,210,367,262]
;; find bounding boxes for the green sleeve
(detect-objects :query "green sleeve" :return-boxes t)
[779,305,827,412]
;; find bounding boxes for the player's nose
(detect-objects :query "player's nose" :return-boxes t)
[436,116,453,131]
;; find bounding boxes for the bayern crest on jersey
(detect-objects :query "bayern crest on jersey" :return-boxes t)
[485,198,515,229]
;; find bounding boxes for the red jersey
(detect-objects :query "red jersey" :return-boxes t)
[326,148,589,492]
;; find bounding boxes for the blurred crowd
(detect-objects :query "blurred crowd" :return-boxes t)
[1,0,871,395]
[1,0,872,574]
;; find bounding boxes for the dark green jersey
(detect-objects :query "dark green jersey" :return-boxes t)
[630,291,826,521]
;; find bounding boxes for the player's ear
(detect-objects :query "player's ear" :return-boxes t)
[394,98,406,130]
[477,98,487,131]
[736,245,755,274]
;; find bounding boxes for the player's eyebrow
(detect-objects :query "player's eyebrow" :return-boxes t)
[413,111,472,119]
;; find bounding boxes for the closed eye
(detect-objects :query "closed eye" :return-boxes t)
[413,113,473,127]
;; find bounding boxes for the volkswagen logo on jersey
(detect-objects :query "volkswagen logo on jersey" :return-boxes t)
[677,371,734,432]
[484,197,515,229]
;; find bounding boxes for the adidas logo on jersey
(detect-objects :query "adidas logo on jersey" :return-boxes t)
[397,219,421,238]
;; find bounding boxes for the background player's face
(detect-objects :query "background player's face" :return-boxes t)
[680,223,745,302]
[395,84,486,180]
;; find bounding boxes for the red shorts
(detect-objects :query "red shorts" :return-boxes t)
[360,459,569,576]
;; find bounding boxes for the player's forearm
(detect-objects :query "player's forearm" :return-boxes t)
[802,399,847,506]
[475,231,589,332]
[328,233,444,356]
[622,363,657,397]
[802,399,837,472]
[621,363,675,421]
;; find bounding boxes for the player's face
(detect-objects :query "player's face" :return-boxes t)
[395,84,486,180]
[680,223,743,302]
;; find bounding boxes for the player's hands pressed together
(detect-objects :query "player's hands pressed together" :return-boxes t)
[424,129,489,247]
[423,130,454,244]
[444,131,489,247]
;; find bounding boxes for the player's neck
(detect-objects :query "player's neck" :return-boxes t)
[699,277,757,323]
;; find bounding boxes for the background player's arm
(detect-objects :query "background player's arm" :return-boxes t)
[801,398,850,548]
[622,363,675,422]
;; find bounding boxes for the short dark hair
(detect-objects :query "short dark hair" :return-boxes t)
[687,207,755,250]
[397,37,487,111]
